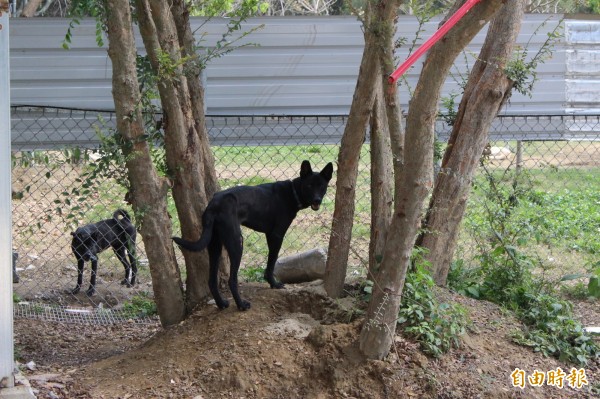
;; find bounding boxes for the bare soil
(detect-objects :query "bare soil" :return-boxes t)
[14,282,600,399]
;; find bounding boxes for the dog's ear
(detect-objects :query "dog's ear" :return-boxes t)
[320,162,334,181]
[300,160,313,179]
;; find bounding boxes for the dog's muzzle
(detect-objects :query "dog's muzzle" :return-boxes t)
[311,202,321,211]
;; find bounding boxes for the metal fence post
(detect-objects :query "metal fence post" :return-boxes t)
[0,0,14,389]
[516,140,523,173]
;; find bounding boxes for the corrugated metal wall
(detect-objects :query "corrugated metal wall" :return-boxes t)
[565,18,600,114]
[9,14,570,115]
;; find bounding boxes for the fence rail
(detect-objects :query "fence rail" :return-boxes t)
[10,106,600,315]
[11,105,600,151]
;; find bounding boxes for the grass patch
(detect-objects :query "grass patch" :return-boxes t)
[220,175,272,189]
[212,145,341,169]
[121,292,157,318]
[240,266,265,282]
[465,167,600,264]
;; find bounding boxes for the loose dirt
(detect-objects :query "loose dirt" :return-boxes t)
[14,282,600,399]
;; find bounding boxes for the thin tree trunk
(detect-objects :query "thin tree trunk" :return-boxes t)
[359,1,406,360]
[359,6,405,355]
[369,79,393,277]
[20,0,43,17]
[420,2,526,286]
[323,19,380,298]
[171,0,220,198]
[135,0,212,313]
[359,0,504,359]
[170,0,229,285]
[104,0,185,327]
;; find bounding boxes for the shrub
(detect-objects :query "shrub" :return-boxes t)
[397,251,470,358]
[449,165,599,365]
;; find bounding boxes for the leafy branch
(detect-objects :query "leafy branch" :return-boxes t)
[505,16,563,97]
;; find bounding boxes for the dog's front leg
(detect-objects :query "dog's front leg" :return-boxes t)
[86,259,98,296]
[265,232,285,289]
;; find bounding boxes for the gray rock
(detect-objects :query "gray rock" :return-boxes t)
[273,248,327,284]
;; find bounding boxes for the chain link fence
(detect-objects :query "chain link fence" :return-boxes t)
[10,106,600,316]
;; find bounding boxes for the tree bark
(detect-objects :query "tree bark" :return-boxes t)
[135,0,213,313]
[171,0,220,198]
[368,79,393,277]
[20,0,43,17]
[104,0,186,327]
[323,9,380,298]
[359,0,504,360]
[358,0,405,359]
[171,0,229,284]
[420,1,526,286]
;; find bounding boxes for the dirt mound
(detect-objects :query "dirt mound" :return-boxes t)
[15,282,598,399]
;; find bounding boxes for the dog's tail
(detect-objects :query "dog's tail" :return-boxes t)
[113,209,132,223]
[172,210,215,252]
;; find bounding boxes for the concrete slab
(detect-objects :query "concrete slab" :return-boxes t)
[0,371,36,399]
[0,385,36,399]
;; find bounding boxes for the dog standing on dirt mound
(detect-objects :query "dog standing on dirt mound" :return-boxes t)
[70,209,138,296]
[173,160,334,311]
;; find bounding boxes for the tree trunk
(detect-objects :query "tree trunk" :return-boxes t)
[170,0,229,284]
[323,16,380,298]
[104,0,186,327]
[420,1,526,286]
[359,0,504,360]
[20,0,43,17]
[135,0,213,313]
[368,79,393,277]
[171,0,220,197]
[359,6,405,357]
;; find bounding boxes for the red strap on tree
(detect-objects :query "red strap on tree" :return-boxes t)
[388,0,484,84]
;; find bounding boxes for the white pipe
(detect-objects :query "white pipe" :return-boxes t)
[0,0,15,388]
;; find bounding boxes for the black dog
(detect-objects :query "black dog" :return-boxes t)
[12,252,19,284]
[173,160,334,311]
[70,209,138,296]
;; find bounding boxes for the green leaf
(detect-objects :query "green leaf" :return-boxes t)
[560,273,588,281]
[550,303,563,312]
[466,286,480,298]
[577,354,588,365]
[588,276,600,298]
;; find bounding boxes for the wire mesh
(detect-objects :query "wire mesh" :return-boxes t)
[13,302,158,325]
[10,106,600,324]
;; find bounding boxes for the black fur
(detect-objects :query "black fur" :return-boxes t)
[12,252,19,284]
[70,209,138,296]
[173,160,334,311]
